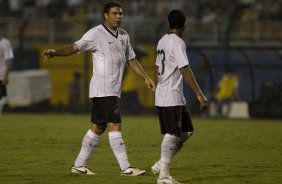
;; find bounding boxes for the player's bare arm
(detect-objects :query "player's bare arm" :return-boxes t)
[180,66,208,110]
[42,44,79,61]
[128,58,155,92]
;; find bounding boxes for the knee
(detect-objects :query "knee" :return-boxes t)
[91,124,106,135]
[107,123,121,131]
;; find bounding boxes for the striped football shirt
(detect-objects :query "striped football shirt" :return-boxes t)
[155,33,189,106]
[75,24,136,98]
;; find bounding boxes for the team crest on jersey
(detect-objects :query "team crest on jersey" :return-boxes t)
[119,39,125,46]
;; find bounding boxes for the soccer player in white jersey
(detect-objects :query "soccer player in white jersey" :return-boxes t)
[0,26,13,115]
[151,10,208,184]
[42,1,155,176]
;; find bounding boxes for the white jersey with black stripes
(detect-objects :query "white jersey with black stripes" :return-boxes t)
[75,24,136,98]
[155,33,189,106]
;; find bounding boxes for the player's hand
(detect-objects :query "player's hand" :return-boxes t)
[145,77,155,93]
[42,49,55,61]
[197,95,208,111]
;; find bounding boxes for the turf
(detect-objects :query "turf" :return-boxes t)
[0,114,281,184]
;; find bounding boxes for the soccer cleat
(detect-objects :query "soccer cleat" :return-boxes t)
[151,161,160,174]
[71,165,96,175]
[120,166,146,176]
[157,176,182,184]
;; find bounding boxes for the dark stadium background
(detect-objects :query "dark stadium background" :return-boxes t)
[1,0,281,118]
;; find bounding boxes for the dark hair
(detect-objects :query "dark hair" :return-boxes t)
[168,10,186,29]
[103,1,123,14]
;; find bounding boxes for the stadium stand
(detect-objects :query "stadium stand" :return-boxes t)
[0,0,281,117]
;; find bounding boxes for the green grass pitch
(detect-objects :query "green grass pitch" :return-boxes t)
[0,113,282,184]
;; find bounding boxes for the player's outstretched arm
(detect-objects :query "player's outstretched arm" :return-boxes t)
[180,66,208,111]
[128,58,155,92]
[42,44,79,61]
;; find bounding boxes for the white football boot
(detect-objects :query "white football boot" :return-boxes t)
[120,166,146,176]
[157,176,182,184]
[71,165,95,175]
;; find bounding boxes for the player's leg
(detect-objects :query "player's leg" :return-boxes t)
[174,105,194,154]
[71,124,106,175]
[152,106,193,175]
[151,132,192,175]
[159,133,180,178]
[108,122,130,172]
[105,97,145,176]
[71,98,107,175]
[154,106,183,183]
[108,123,145,176]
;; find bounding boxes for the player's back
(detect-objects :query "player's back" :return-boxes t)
[155,33,188,107]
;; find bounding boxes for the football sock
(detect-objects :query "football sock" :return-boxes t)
[109,131,130,171]
[159,134,180,179]
[155,131,193,166]
[74,129,100,167]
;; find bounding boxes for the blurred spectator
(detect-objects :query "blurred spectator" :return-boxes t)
[201,6,217,24]
[259,0,282,20]
[156,0,170,17]
[8,0,22,17]
[1,0,281,22]
[210,68,240,117]
[23,0,36,20]
[67,0,81,16]
[86,1,102,22]
[36,0,50,18]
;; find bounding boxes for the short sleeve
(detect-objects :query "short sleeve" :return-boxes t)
[74,29,97,52]
[126,37,136,61]
[173,38,189,68]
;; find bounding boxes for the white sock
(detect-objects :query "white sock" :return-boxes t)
[156,131,193,165]
[159,134,180,179]
[109,131,130,171]
[74,129,100,167]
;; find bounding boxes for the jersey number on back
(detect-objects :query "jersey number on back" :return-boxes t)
[157,50,165,75]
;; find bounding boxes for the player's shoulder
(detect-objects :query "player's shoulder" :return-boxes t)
[170,34,185,44]
[87,25,103,34]
[160,34,184,43]
[0,37,12,47]
[0,37,11,44]
[82,25,104,39]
